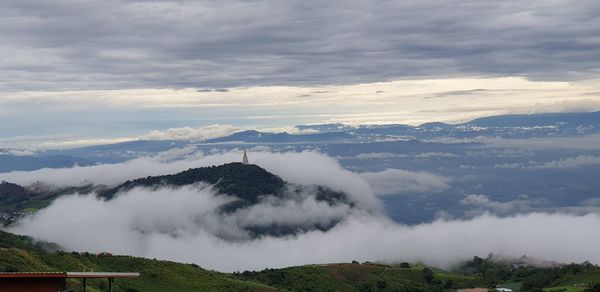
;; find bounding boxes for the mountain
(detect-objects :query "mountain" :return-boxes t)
[1,163,351,237]
[100,162,349,236]
[203,130,354,143]
[0,154,94,173]
[100,162,289,207]
[464,111,600,128]
[0,181,36,214]
[46,139,189,159]
[1,111,599,174]
[101,162,346,206]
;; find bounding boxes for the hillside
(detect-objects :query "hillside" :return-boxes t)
[0,231,273,291]
[236,262,484,291]
[1,230,600,291]
[0,229,479,292]
[0,181,32,209]
[1,163,351,237]
[99,162,348,212]
[100,162,287,202]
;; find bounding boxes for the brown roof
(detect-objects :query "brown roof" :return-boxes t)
[0,272,139,279]
[0,272,66,278]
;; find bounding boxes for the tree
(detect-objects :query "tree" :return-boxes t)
[422,268,434,283]
[588,282,600,292]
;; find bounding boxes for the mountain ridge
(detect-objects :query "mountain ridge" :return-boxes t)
[1,163,352,237]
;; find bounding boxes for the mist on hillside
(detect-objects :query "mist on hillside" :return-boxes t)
[6,149,600,272]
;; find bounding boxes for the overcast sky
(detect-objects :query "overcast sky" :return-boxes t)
[1,0,600,148]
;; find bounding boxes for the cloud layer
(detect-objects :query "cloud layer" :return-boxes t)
[2,0,600,147]
[495,155,600,169]
[4,149,600,272]
[3,76,600,149]
[10,189,600,272]
[0,148,382,210]
[360,169,451,196]
[2,0,600,91]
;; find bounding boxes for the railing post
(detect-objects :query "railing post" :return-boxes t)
[108,277,113,292]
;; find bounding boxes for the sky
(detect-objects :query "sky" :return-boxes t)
[2,0,600,148]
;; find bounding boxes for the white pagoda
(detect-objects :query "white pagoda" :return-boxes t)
[242,149,249,164]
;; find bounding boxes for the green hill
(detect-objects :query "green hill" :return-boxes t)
[99,162,287,202]
[236,262,484,291]
[2,229,600,291]
[0,231,273,291]
[0,230,484,291]
[99,162,348,211]
[1,163,349,236]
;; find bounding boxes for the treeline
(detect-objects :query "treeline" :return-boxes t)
[454,255,600,291]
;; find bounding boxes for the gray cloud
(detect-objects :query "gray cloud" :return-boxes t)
[4,147,600,272]
[354,152,458,160]
[2,0,600,91]
[0,148,382,210]
[461,194,534,215]
[494,155,600,169]
[9,189,600,272]
[473,134,600,150]
[359,168,451,196]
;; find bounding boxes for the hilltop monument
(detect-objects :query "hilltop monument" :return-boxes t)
[242,149,249,164]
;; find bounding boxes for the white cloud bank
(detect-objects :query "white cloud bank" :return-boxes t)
[4,149,600,273]
[0,149,381,210]
[461,194,533,216]
[354,152,458,160]
[495,155,600,169]
[137,124,243,141]
[3,76,600,149]
[360,169,451,196]
[9,189,600,272]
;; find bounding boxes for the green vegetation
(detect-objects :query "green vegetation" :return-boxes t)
[453,256,600,292]
[3,163,600,292]
[1,230,600,291]
[235,262,484,291]
[0,182,99,225]
[544,287,586,292]
[99,162,349,210]
[100,162,288,203]
[0,163,348,238]
[0,231,273,291]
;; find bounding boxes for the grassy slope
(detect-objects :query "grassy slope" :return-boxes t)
[543,272,600,291]
[3,230,600,291]
[0,248,274,292]
[0,230,273,292]
[237,262,484,291]
[558,271,600,286]
[0,228,486,292]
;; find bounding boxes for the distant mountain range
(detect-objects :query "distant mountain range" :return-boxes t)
[204,130,354,143]
[1,111,599,173]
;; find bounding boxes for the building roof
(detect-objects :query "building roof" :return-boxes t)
[0,272,66,278]
[0,272,139,279]
[67,272,140,278]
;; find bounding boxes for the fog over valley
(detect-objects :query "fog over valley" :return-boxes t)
[2,144,600,271]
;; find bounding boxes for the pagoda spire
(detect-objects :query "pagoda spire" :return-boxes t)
[242,149,249,164]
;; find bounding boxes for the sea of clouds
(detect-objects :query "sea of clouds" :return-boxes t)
[4,148,600,272]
